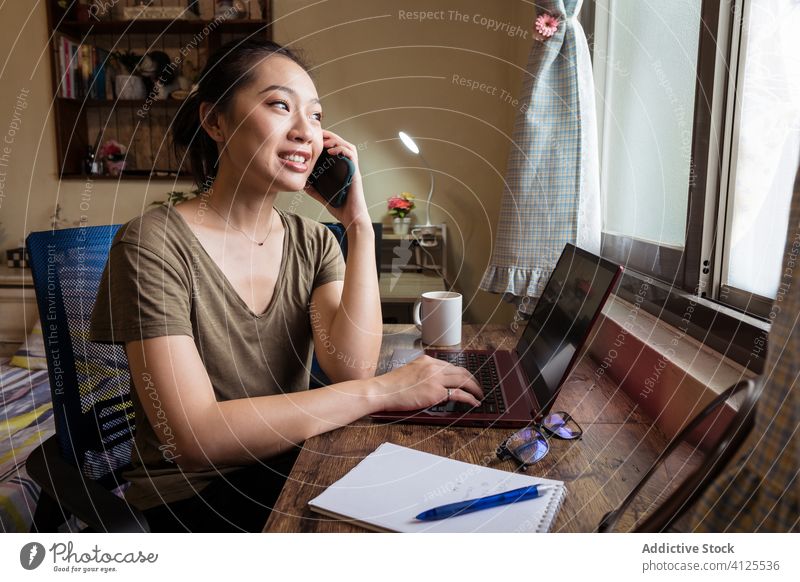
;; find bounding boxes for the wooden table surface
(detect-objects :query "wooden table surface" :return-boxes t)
[265,324,699,533]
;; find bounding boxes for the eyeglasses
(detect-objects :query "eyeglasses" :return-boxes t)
[496,412,583,468]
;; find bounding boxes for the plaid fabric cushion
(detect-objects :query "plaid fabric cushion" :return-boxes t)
[480,0,601,312]
[0,357,55,532]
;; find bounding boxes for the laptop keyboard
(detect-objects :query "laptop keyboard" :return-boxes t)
[427,352,507,414]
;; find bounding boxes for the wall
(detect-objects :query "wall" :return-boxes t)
[0,0,545,324]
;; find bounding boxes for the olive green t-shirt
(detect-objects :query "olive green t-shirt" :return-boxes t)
[89,204,345,510]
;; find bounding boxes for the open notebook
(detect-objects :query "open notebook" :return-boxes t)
[308,442,567,533]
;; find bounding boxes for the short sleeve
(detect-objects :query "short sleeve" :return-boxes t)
[90,241,194,344]
[312,227,346,290]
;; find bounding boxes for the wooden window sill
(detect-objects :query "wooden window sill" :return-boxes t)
[584,295,757,448]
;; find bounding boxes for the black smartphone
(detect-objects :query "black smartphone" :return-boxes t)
[307,151,355,208]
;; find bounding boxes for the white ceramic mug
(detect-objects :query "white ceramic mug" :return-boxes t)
[413,291,462,346]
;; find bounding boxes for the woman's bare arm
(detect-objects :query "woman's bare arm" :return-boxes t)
[305,131,382,382]
[310,223,381,382]
[125,335,481,472]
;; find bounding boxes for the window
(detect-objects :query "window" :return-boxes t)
[716,0,800,316]
[592,0,800,320]
[593,0,706,287]
[599,0,700,249]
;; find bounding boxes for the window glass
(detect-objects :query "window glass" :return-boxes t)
[600,0,702,247]
[724,0,800,299]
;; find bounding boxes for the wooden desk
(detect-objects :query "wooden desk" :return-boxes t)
[265,324,699,533]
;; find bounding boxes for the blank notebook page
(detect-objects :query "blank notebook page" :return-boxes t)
[308,442,567,533]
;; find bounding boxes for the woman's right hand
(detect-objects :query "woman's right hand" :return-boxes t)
[371,355,483,412]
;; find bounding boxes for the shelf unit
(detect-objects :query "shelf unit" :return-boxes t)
[45,1,272,181]
[379,223,447,281]
[379,224,448,324]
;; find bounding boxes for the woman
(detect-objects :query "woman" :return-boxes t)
[90,39,481,532]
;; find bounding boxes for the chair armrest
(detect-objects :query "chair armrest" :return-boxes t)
[597,378,759,532]
[26,436,150,532]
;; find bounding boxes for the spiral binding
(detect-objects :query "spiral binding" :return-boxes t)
[536,485,568,533]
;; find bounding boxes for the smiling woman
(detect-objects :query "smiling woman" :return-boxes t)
[88,38,482,532]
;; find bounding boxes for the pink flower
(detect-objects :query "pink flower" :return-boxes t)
[534,13,560,40]
[387,193,416,217]
[99,139,126,160]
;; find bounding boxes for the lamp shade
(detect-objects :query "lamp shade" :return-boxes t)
[398,131,420,154]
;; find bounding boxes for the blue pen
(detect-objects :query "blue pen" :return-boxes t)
[415,484,556,521]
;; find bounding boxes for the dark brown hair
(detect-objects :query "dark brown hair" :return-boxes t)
[171,38,309,189]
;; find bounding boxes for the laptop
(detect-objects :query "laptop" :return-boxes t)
[372,244,623,428]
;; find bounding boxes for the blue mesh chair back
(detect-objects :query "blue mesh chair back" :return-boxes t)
[26,225,132,490]
[310,222,382,387]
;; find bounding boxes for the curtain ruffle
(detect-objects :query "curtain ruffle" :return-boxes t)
[480,265,552,314]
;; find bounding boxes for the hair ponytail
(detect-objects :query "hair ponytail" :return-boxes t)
[171,89,217,190]
[171,38,308,189]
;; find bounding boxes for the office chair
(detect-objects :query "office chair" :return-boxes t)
[26,224,148,532]
[597,378,761,532]
[309,222,383,388]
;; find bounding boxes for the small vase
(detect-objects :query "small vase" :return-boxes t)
[115,74,146,100]
[392,217,411,235]
[104,158,126,177]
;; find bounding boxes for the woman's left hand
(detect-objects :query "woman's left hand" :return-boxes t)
[304,130,370,230]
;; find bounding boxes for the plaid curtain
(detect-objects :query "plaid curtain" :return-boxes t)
[480,0,600,313]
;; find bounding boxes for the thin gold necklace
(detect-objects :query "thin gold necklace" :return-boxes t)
[207,202,276,246]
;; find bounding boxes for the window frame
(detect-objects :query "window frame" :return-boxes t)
[590,0,771,369]
[708,0,792,320]
[595,0,790,320]
[592,0,723,293]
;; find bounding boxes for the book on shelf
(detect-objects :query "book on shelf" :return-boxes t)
[55,34,113,101]
[57,35,74,98]
[90,47,111,100]
[79,45,91,98]
[70,42,79,98]
[56,34,80,99]
[57,35,66,98]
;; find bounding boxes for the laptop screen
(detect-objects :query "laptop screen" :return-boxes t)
[515,244,621,417]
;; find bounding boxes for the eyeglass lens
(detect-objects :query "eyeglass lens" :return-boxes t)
[504,426,549,465]
[541,412,582,439]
